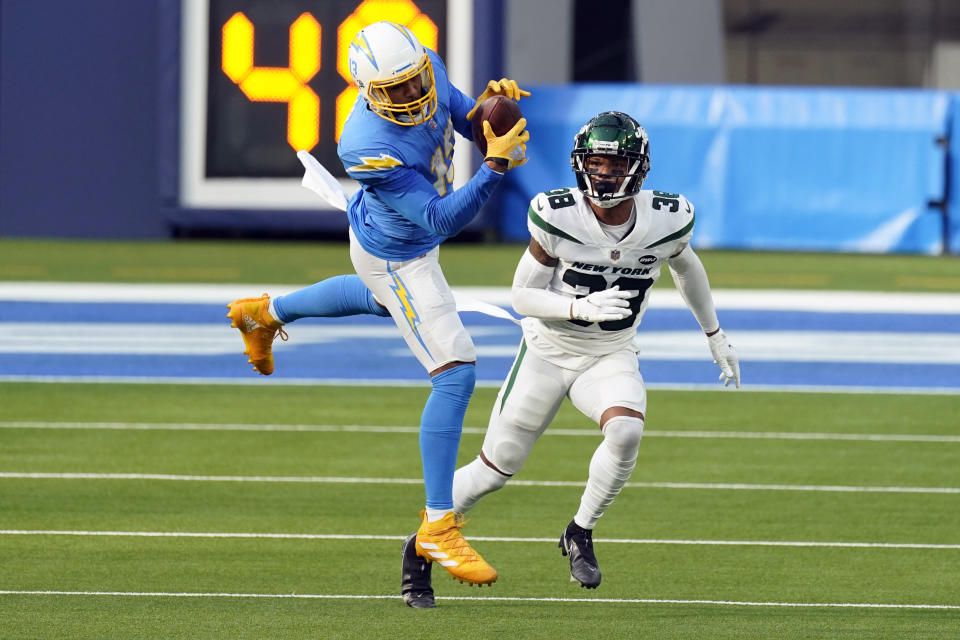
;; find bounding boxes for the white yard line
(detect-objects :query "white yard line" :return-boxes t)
[7,324,960,364]
[7,375,960,396]
[1,529,957,550]
[0,323,512,355]
[1,472,956,494]
[4,282,960,314]
[0,589,955,609]
[4,375,960,395]
[2,421,958,443]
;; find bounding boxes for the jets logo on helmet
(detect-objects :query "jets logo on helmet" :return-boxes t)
[570,111,651,208]
[348,21,437,126]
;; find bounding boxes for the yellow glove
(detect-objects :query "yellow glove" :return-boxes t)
[466,78,531,120]
[483,118,529,170]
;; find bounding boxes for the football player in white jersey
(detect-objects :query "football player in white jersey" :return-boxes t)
[401,111,740,600]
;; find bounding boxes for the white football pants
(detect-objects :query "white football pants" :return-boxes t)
[453,339,646,527]
[349,228,476,372]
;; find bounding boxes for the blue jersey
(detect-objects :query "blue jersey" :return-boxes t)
[338,49,504,260]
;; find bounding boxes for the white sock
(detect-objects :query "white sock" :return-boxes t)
[453,456,510,514]
[425,508,452,522]
[267,298,284,325]
[575,416,643,529]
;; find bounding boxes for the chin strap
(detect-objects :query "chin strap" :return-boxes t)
[589,196,627,209]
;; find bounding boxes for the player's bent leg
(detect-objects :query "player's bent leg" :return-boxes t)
[272,274,390,321]
[401,531,435,608]
[577,412,645,527]
[402,363,477,604]
[420,363,475,512]
[226,293,288,375]
[455,341,567,512]
[562,412,644,589]
[567,351,647,528]
[349,234,494,584]
[563,352,648,587]
[415,363,497,586]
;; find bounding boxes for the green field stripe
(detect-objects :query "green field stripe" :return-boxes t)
[0,530,404,540]
[6,238,960,292]
[0,472,416,484]
[0,590,957,610]
[3,480,953,529]
[0,421,425,434]
[5,375,959,395]
[5,420,956,489]
[644,430,960,442]
[3,421,959,443]
[2,472,957,494]
[3,530,959,550]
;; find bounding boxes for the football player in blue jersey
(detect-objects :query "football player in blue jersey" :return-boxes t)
[226,21,529,600]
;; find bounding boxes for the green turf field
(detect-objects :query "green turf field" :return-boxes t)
[3,237,960,291]
[1,240,959,638]
[2,385,959,638]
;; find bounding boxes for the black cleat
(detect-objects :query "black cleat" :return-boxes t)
[559,520,602,588]
[401,532,436,608]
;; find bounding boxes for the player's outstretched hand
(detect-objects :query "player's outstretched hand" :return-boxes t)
[466,78,531,120]
[707,329,741,388]
[483,119,529,170]
[570,286,637,323]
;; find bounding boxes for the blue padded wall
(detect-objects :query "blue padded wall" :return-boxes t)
[949,97,960,253]
[497,85,951,254]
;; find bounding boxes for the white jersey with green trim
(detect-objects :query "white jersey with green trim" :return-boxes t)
[522,186,695,363]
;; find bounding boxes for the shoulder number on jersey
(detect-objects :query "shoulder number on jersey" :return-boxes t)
[544,188,575,209]
[652,190,680,213]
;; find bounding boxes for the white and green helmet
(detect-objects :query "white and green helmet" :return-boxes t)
[570,111,651,207]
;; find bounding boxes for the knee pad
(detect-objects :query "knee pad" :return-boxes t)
[602,416,644,455]
[487,440,528,476]
[482,409,544,476]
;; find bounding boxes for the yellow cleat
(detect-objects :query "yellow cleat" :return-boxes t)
[226,294,288,375]
[415,510,498,586]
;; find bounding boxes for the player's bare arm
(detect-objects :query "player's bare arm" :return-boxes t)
[528,237,558,267]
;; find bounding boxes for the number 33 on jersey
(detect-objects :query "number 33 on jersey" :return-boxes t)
[525,186,695,352]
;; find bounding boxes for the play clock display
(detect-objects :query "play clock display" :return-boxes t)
[205,0,448,178]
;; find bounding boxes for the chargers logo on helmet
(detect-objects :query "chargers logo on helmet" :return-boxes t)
[348,22,437,126]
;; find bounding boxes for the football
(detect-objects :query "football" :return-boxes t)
[471,95,524,156]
